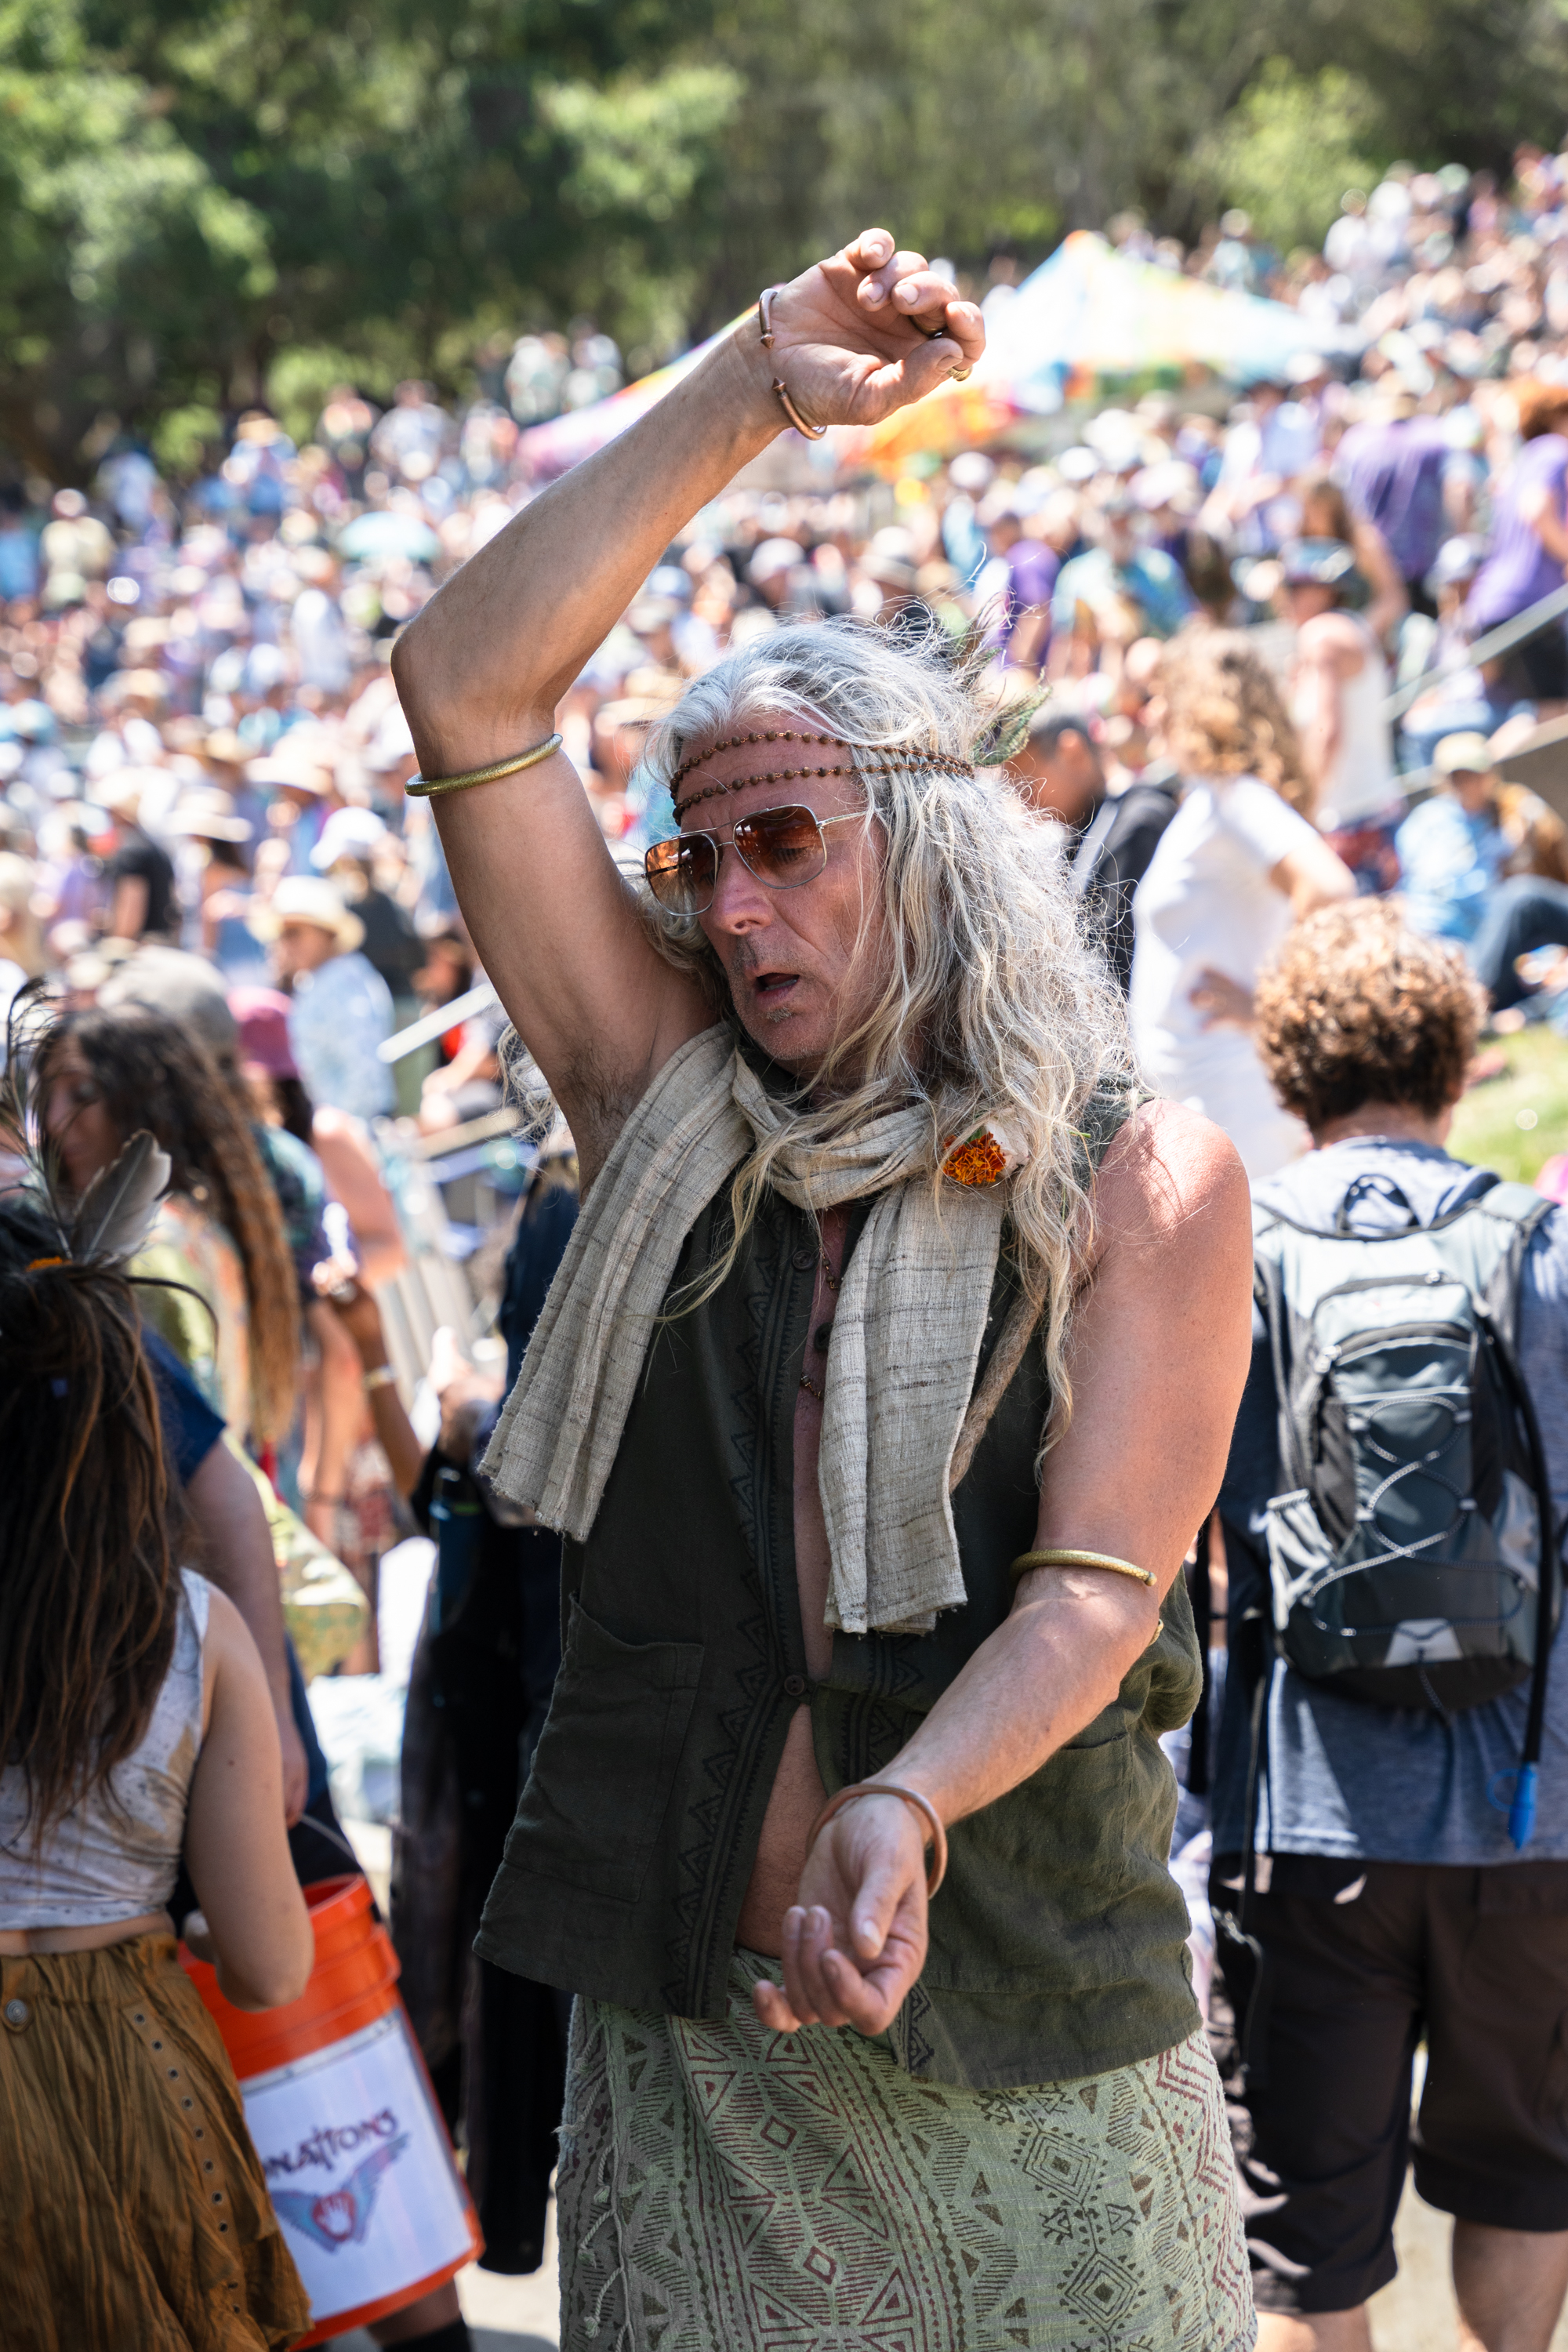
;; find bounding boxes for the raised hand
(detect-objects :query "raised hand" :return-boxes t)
[751,1790,931,2035]
[746,228,985,433]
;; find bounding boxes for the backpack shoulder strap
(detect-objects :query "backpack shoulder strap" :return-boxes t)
[1467,1180,1555,1356]
[1469,1178,1554,1232]
[1249,1200,1318,1494]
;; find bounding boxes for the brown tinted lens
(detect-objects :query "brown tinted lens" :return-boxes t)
[732,805,827,889]
[644,833,717,912]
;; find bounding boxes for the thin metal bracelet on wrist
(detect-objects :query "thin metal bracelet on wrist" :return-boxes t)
[757,285,829,441]
[406,730,564,800]
[808,1780,949,1897]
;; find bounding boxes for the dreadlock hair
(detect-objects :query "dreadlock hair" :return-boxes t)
[0,1193,183,1841]
[40,1007,300,1444]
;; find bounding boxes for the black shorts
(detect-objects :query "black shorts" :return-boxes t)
[1208,1853,1568,2315]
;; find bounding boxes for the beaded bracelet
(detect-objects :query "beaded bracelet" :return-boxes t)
[406,731,564,800]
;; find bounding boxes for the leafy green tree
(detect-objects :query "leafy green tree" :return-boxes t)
[5,0,1568,483]
[0,0,736,479]
[1189,63,1387,252]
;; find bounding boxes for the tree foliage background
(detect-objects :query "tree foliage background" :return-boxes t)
[4,0,1568,480]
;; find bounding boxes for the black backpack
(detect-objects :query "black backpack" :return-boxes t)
[1252,1170,1559,1844]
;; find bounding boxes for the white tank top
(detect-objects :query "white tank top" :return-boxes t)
[1293,614,1396,827]
[0,1570,210,1929]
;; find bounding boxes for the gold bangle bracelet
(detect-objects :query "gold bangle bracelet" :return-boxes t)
[1010,1547,1156,1588]
[406,730,564,799]
[808,1780,948,1898]
[362,1364,397,1392]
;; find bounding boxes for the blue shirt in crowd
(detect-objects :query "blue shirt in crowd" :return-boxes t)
[1051,544,1195,641]
[1215,1138,1568,1867]
[1394,793,1507,942]
[287,949,394,1121]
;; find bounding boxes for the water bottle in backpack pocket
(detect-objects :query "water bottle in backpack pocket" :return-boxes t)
[1255,1176,1559,1718]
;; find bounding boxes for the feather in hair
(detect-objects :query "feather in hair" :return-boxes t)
[1,979,72,1254]
[68,1130,171,1265]
[928,608,1048,767]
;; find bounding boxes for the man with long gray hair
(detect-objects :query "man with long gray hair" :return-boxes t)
[394,229,1256,2350]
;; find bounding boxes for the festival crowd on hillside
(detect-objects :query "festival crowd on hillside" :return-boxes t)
[10,147,1568,2352]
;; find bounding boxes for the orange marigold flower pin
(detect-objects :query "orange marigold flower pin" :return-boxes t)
[941,1121,1019,1187]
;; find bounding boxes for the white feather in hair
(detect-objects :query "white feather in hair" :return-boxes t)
[68,1130,172,1266]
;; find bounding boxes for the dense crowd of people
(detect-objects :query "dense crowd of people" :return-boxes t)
[8,154,1568,2352]
[2,155,1568,1080]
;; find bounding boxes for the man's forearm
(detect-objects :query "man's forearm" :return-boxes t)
[394,333,781,775]
[876,1573,1162,1830]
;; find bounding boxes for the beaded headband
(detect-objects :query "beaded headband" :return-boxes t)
[669,730,975,822]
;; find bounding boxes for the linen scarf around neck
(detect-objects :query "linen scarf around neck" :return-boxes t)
[481,1024,1017,1635]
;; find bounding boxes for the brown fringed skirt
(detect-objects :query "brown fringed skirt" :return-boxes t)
[0,1933,310,2351]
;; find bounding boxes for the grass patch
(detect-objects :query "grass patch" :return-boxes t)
[1450,1022,1568,1183]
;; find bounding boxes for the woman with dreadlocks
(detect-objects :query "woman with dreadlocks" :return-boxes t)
[0,1160,313,2350]
[37,1002,299,1451]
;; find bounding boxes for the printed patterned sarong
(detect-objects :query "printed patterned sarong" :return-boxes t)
[557,1951,1254,2351]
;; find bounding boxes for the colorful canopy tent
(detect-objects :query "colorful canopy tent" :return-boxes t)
[518,234,1344,479]
[517,319,741,479]
[844,231,1345,470]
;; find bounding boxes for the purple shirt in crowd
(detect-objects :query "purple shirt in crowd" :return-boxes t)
[1333,416,1451,583]
[1004,537,1060,650]
[1468,433,1568,632]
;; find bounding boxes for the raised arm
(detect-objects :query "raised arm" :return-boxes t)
[392,230,981,1177]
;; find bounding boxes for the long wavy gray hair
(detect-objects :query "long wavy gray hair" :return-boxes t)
[625,617,1137,1446]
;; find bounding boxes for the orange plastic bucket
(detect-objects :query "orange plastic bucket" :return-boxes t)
[182,1877,481,2347]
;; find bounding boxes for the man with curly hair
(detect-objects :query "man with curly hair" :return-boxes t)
[1210,897,1568,2352]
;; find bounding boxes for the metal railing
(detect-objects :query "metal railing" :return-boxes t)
[1381,579,1568,724]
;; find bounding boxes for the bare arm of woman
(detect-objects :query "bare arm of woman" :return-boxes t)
[300,1297,365,1543]
[1355,520,1409,646]
[755,1100,1254,2034]
[183,1589,314,2012]
[1269,829,1356,919]
[392,230,981,1180]
[318,1276,426,1500]
[310,1107,406,1290]
[184,1436,307,1825]
[1190,825,1354,1033]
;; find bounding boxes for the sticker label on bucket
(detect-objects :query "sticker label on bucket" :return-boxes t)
[240,2006,473,2325]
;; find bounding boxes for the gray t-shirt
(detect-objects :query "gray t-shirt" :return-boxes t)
[1214,1137,1568,1865]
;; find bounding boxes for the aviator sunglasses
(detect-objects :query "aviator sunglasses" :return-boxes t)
[644,804,865,918]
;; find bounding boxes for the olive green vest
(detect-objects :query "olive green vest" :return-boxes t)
[476,1178,1203,2089]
